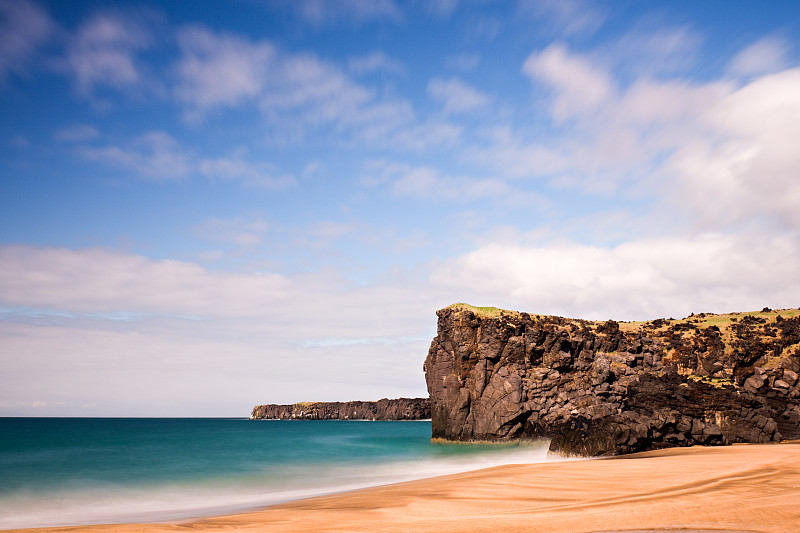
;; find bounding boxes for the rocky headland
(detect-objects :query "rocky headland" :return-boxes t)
[250,398,430,420]
[424,303,800,456]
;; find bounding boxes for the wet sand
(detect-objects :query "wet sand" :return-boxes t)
[7,443,800,533]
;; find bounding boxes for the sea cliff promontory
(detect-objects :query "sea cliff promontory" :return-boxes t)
[250,398,430,420]
[424,303,800,456]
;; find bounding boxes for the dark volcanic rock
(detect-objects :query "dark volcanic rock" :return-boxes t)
[424,304,800,456]
[250,397,430,420]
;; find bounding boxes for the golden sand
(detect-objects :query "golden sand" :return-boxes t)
[8,443,800,533]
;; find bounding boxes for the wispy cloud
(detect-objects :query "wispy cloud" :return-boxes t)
[80,132,296,188]
[194,215,270,247]
[728,36,790,77]
[607,25,702,77]
[365,160,545,207]
[174,25,416,144]
[517,0,606,37]
[64,11,154,95]
[288,0,403,26]
[0,0,53,82]
[259,51,373,123]
[523,43,615,122]
[198,153,296,189]
[54,124,99,142]
[423,0,460,19]
[348,50,405,75]
[174,26,275,116]
[80,131,191,180]
[427,76,490,113]
[445,53,479,71]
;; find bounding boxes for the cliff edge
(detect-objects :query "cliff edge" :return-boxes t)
[424,303,800,456]
[251,398,430,420]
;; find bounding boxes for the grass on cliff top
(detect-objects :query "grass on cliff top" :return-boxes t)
[448,303,507,318]
[449,303,799,332]
[618,308,799,333]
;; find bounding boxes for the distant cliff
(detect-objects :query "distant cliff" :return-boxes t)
[250,398,430,420]
[424,303,800,456]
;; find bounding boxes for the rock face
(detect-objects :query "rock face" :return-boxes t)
[424,304,800,456]
[250,398,430,420]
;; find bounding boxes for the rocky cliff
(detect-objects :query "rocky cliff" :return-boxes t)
[250,397,430,420]
[424,303,800,456]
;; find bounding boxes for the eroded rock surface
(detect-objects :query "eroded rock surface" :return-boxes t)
[424,304,800,456]
[250,397,430,420]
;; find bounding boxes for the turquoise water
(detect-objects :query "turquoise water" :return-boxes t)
[0,418,551,529]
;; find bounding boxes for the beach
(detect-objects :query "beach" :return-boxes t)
[8,442,800,533]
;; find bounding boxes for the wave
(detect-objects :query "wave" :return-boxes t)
[0,440,560,529]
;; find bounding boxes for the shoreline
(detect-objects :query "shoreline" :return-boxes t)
[6,442,800,533]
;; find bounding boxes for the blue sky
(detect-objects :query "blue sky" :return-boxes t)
[2,0,800,416]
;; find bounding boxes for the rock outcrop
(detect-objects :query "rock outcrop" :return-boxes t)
[250,397,430,420]
[424,304,800,456]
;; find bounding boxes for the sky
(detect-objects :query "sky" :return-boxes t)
[2,0,800,416]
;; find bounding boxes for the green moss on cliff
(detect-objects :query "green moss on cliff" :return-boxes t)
[448,303,506,318]
[451,303,797,332]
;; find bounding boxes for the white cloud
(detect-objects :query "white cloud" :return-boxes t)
[424,0,460,19]
[728,37,789,77]
[348,50,405,75]
[260,52,373,123]
[80,131,191,180]
[0,245,438,334]
[0,0,53,81]
[431,233,800,321]
[80,132,296,188]
[517,0,606,37]
[469,126,568,179]
[174,26,274,113]
[369,161,545,206]
[0,245,288,318]
[174,26,416,143]
[427,76,490,113]
[445,53,480,71]
[1,318,430,416]
[194,215,364,263]
[523,43,615,122]
[608,26,702,77]
[65,12,152,94]
[482,44,800,235]
[620,79,731,126]
[198,154,296,189]
[290,0,402,26]
[381,119,461,151]
[0,244,437,414]
[670,67,800,229]
[311,220,358,241]
[438,50,800,310]
[54,124,99,142]
[391,166,438,196]
[194,216,270,247]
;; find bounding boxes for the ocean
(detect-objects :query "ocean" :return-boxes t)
[0,418,553,529]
